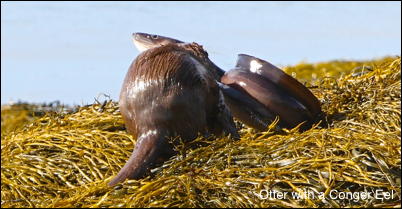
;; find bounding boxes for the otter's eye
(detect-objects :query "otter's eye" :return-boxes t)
[152,35,158,39]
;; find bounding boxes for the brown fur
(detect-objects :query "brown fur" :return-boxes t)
[133,44,209,85]
[109,43,238,186]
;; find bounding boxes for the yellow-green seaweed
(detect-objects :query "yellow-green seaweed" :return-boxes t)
[1,56,400,208]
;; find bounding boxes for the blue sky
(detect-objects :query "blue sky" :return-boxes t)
[1,1,401,105]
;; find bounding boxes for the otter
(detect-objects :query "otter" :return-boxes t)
[133,32,225,80]
[131,33,277,130]
[109,43,239,186]
[131,32,322,131]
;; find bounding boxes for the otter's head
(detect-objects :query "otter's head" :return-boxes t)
[132,32,225,79]
[132,32,184,52]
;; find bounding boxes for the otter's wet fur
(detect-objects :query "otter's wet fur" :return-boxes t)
[109,43,238,186]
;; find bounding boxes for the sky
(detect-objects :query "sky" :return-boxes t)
[1,1,401,105]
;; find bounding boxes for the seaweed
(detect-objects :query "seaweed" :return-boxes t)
[1,56,400,208]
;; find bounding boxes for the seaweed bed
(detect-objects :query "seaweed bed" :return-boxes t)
[1,57,401,208]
